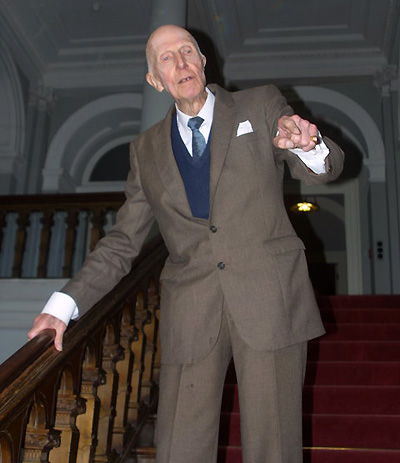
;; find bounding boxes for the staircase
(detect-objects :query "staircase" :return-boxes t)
[219,295,400,463]
[134,295,400,462]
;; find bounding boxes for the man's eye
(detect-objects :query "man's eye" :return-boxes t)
[162,56,169,61]
[183,48,192,54]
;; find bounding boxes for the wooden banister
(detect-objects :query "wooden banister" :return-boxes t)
[0,235,168,463]
[0,193,125,279]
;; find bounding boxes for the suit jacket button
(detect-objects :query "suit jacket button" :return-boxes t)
[217,262,225,270]
[210,225,218,233]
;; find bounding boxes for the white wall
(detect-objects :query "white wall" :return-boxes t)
[0,279,68,363]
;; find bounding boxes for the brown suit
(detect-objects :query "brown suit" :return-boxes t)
[63,84,343,362]
[62,84,344,462]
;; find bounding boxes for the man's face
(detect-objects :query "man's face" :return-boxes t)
[146,26,207,106]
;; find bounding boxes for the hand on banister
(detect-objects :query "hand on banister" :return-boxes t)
[28,314,67,352]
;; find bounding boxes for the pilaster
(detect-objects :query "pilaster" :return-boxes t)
[25,84,57,193]
[373,65,400,292]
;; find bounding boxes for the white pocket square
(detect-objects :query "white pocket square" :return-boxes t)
[237,120,253,137]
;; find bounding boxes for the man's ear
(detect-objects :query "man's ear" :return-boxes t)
[146,72,164,92]
[201,54,207,68]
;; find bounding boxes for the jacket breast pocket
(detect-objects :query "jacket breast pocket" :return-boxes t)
[233,130,263,146]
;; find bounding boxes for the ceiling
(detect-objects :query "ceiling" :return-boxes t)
[0,0,398,90]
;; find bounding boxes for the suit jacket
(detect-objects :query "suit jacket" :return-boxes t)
[62,84,344,364]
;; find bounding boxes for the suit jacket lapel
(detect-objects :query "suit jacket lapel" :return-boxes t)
[208,84,237,215]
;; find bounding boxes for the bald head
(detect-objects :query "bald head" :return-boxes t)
[144,24,207,114]
[146,25,202,73]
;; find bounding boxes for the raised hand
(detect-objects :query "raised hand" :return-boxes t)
[274,114,319,152]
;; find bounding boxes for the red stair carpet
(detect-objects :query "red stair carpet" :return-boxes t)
[217,295,400,463]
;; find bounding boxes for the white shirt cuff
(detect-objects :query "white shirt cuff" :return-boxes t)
[41,292,80,326]
[289,135,330,174]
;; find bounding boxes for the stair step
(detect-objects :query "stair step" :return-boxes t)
[303,386,400,414]
[308,341,400,361]
[305,361,400,386]
[220,413,400,449]
[322,323,400,340]
[221,385,400,415]
[304,414,400,449]
[320,308,400,324]
[218,447,400,463]
[303,448,400,463]
[226,359,400,387]
[317,295,400,309]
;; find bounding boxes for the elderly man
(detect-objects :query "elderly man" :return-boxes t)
[29,25,344,463]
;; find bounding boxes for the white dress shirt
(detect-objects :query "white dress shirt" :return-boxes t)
[41,87,330,324]
[176,87,215,155]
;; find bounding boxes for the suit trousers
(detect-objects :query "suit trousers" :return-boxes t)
[155,301,307,463]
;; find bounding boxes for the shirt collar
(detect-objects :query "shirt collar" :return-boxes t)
[175,87,215,130]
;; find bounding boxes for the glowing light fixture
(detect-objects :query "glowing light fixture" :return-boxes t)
[290,201,319,213]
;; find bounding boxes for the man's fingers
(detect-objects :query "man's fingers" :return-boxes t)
[28,314,67,351]
[275,137,295,150]
[275,115,320,151]
[279,116,301,135]
[54,329,65,352]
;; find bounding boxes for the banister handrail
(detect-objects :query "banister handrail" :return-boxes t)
[0,233,168,463]
[0,192,125,208]
[0,329,55,393]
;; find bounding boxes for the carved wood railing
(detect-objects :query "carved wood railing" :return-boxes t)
[0,235,168,463]
[0,193,125,278]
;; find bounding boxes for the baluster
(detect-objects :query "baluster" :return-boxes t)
[12,210,29,278]
[0,210,6,256]
[0,433,13,463]
[149,279,161,385]
[94,325,123,462]
[50,370,85,463]
[22,400,61,463]
[36,210,53,278]
[76,348,106,463]
[136,283,159,451]
[141,295,157,407]
[63,208,79,278]
[127,293,146,424]
[89,209,106,252]
[112,303,135,452]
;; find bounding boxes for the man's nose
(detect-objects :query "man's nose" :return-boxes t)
[176,54,187,68]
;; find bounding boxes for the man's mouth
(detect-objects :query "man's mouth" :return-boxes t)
[179,76,192,84]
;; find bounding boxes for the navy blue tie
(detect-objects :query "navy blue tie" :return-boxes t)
[187,116,206,158]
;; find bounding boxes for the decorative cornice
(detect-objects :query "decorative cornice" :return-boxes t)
[29,85,57,110]
[227,46,386,63]
[43,60,146,89]
[374,65,398,96]
[225,53,386,81]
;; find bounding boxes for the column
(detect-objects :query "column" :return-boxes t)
[25,85,56,194]
[140,0,187,131]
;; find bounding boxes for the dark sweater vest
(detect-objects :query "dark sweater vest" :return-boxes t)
[171,115,211,219]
